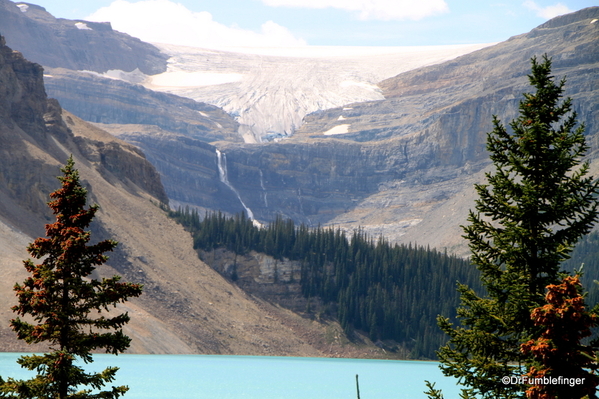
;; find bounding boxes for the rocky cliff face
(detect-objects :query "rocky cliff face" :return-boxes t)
[0,0,168,74]
[0,34,168,228]
[43,68,241,143]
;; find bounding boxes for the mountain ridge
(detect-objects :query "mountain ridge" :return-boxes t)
[0,0,168,74]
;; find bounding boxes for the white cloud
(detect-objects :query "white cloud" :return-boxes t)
[85,0,307,49]
[261,0,449,20]
[523,0,573,19]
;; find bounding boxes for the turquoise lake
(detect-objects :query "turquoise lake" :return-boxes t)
[0,354,461,398]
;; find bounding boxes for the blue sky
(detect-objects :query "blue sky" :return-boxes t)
[17,0,598,48]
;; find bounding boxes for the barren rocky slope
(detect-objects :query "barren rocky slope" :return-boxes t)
[0,0,168,74]
[0,37,386,357]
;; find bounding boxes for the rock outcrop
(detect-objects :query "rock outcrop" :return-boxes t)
[44,68,241,143]
[0,0,168,74]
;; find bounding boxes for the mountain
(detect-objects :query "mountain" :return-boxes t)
[281,6,599,251]
[0,36,384,357]
[0,0,168,74]
[4,2,596,257]
[0,0,241,144]
[113,6,597,255]
[139,43,491,143]
[1,0,598,357]
[3,0,598,257]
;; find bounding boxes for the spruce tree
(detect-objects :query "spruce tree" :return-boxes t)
[0,157,143,399]
[430,55,599,398]
[520,274,598,399]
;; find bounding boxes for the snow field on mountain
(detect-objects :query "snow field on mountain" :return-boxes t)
[142,43,491,142]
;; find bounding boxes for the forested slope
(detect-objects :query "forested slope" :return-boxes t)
[169,208,483,359]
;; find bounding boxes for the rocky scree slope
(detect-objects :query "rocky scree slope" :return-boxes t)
[0,37,380,358]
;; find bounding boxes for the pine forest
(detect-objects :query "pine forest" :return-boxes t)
[167,207,484,359]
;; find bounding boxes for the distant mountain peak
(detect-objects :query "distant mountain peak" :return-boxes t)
[0,0,168,75]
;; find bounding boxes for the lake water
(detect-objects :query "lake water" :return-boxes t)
[0,354,461,398]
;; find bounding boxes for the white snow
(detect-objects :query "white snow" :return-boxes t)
[323,124,351,135]
[80,68,147,84]
[340,80,381,92]
[213,44,481,58]
[16,3,28,12]
[337,115,346,121]
[75,22,93,30]
[149,71,243,88]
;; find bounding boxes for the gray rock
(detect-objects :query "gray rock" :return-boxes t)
[0,0,168,74]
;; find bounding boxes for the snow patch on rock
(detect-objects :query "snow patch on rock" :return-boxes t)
[324,124,351,135]
[75,22,92,30]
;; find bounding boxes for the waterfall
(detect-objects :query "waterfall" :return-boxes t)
[259,169,268,208]
[216,149,261,225]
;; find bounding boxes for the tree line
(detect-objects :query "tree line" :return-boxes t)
[167,207,483,359]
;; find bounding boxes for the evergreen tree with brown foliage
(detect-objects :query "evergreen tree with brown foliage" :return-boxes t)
[427,55,599,398]
[0,157,143,399]
[521,274,598,399]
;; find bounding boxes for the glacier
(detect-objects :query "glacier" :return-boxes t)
[118,43,493,143]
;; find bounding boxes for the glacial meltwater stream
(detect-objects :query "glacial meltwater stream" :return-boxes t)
[215,149,261,226]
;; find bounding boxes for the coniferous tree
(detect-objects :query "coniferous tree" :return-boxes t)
[430,55,599,398]
[520,274,598,399]
[0,157,143,399]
